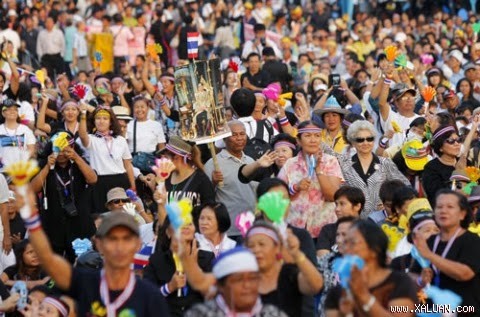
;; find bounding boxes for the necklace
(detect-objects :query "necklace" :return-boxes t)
[3,125,20,147]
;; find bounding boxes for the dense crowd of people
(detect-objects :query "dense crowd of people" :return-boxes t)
[0,0,479,316]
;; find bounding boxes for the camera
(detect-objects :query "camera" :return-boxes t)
[260,37,266,46]
[63,200,78,217]
[328,74,341,88]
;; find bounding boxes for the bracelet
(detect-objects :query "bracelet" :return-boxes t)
[383,78,393,86]
[288,183,298,195]
[295,253,306,264]
[24,214,42,232]
[279,116,289,127]
[160,283,171,297]
[362,295,376,312]
[416,276,423,287]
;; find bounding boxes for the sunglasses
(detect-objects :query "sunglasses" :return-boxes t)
[355,136,375,143]
[111,199,130,204]
[445,138,461,145]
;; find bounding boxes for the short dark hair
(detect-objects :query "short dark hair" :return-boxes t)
[199,202,231,234]
[256,177,288,199]
[351,219,389,268]
[334,186,366,214]
[230,88,255,117]
[434,189,472,229]
[391,186,417,215]
[253,23,266,32]
[246,52,261,62]
[336,215,357,230]
[379,180,407,203]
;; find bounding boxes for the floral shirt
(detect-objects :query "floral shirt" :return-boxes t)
[278,153,344,238]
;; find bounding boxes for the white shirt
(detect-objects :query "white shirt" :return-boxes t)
[0,124,36,170]
[380,109,419,148]
[0,29,21,56]
[18,101,35,124]
[36,28,66,58]
[86,135,131,175]
[127,120,166,153]
[73,32,89,57]
[241,39,282,60]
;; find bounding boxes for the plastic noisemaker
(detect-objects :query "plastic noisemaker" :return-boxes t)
[151,158,175,201]
[422,86,436,103]
[35,70,46,89]
[50,132,70,170]
[307,154,317,178]
[5,159,39,219]
[235,211,255,237]
[394,54,408,68]
[411,246,430,269]
[332,255,365,290]
[391,121,402,133]
[257,191,290,239]
[384,45,399,62]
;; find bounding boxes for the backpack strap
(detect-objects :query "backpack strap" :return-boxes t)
[133,119,137,155]
[262,119,274,143]
[474,144,480,167]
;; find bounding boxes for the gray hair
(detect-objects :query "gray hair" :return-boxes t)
[228,120,245,130]
[347,120,376,143]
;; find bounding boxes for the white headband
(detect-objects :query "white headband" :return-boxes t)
[212,247,259,279]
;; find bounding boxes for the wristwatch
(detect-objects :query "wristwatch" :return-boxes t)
[362,295,376,312]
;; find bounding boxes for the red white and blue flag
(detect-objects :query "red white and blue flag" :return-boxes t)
[187,32,199,59]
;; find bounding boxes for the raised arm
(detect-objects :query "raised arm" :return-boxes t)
[6,57,19,96]
[179,240,216,295]
[78,103,90,147]
[20,188,72,290]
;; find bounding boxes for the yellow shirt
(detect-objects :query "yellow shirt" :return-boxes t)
[321,130,346,154]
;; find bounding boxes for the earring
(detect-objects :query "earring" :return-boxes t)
[276,253,283,261]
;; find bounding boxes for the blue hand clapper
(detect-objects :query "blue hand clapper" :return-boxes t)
[11,281,28,310]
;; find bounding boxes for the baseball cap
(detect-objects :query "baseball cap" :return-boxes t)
[463,62,477,72]
[443,89,456,99]
[2,99,21,109]
[401,140,428,171]
[96,212,139,237]
[391,83,416,100]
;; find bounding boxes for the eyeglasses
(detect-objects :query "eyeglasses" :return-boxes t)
[354,136,375,143]
[445,138,461,145]
[111,199,130,204]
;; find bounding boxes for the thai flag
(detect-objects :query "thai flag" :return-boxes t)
[187,32,199,59]
[133,244,154,270]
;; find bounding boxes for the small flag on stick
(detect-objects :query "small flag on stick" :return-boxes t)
[187,32,199,59]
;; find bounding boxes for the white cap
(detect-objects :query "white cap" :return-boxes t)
[7,9,18,17]
[448,49,465,65]
[212,247,258,279]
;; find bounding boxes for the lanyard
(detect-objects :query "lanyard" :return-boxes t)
[54,167,72,197]
[431,227,462,285]
[4,125,22,148]
[95,132,114,158]
[99,269,136,317]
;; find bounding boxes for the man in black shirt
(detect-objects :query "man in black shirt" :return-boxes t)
[22,197,170,317]
[240,53,271,91]
[262,47,291,92]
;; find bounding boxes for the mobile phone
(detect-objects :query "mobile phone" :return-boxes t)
[328,74,341,88]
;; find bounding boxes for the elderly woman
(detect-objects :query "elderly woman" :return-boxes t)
[325,220,417,316]
[278,121,344,239]
[422,125,463,205]
[414,190,480,313]
[329,120,409,217]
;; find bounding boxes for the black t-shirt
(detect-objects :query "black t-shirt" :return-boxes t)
[9,213,26,243]
[240,69,271,89]
[262,60,291,92]
[3,265,48,282]
[49,121,80,139]
[325,271,418,312]
[316,223,336,252]
[290,226,317,265]
[68,268,170,317]
[411,231,480,313]
[422,158,455,205]
[166,170,215,218]
[144,248,214,317]
[261,264,302,317]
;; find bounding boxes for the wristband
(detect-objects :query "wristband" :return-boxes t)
[279,116,289,127]
[24,214,42,232]
[288,183,298,195]
[383,78,393,86]
[379,137,389,149]
[416,276,423,287]
[160,283,171,297]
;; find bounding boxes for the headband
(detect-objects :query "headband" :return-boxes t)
[297,127,322,134]
[95,109,111,118]
[160,75,175,82]
[412,219,436,233]
[42,297,68,317]
[247,226,279,243]
[254,92,266,99]
[432,126,455,142]
[342,119,352,127]
[274,141,296,150]
[212,247,259,279]
[165,143,191,163]
[60,100,79,112]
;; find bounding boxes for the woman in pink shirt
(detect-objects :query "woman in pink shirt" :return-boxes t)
[110,13,134,71]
